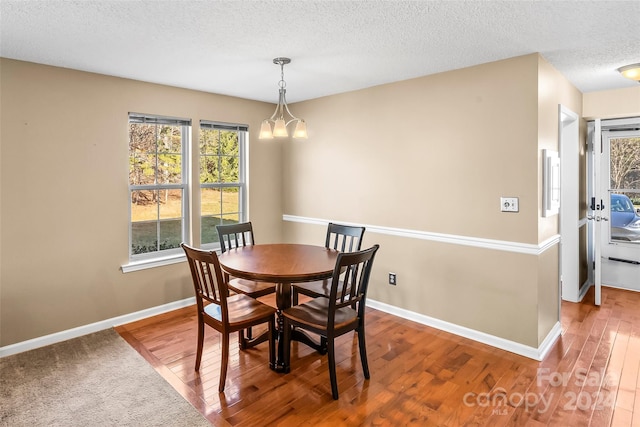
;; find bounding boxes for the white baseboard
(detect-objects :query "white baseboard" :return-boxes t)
[368,298,562,361]
[3,295,562,362]
[0,297,196,358]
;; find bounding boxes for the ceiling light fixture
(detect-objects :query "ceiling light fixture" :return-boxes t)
[617,63,640,82]
[259,57,307,140]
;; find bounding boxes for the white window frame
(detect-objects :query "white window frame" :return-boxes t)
[199,121,248,251]
[123,113,191,272]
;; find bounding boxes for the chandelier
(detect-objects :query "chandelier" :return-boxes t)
[259,57,308,139]
[617,63,640,82]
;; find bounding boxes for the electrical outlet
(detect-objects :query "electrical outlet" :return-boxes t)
[500,197,519,212]
[389,272,397,286]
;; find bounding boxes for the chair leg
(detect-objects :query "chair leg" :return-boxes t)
[195,319,204,371]
[357,327,370,379]
[327,338,339,400]
[292,288,299,306]
[319,336,328,355]
[268,317,276,370]
[282,318,291,374]
[237,327,253,350]
[219,332,230,392]
[238,330,246,350]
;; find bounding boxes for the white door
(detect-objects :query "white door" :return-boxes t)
[589,118,640,304]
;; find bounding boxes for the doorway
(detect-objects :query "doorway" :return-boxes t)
[559,106,583,303]
[588,117,640,304]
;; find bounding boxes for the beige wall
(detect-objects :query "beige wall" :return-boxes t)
[536,56,583,341]
[583,87,640,119]
[2,53,629,351]
[282,54,579,348]
[0,58,279,346]
[286,54,540,243]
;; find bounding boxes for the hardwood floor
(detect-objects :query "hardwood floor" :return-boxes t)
[115,287,640,426]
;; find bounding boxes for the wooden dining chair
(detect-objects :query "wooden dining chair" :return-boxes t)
[282,244,380,400]
[216,222,277,299]
[292,223,366,304]
[181,243,276,393]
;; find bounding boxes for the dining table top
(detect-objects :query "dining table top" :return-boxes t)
[217,243,339,284]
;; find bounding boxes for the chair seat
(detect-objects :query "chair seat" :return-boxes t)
[283,297,358,331]
[205,293,276,328]
[228,277,276,299]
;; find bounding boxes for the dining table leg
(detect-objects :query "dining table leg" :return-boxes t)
[273,282,327,373]
[274,282,291,372]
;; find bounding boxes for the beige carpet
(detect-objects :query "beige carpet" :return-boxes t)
[0,328,210,426]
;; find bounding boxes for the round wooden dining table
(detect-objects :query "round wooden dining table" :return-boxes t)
[217,243,339,372]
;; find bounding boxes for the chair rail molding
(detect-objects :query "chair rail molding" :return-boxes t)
[283,214,560,255]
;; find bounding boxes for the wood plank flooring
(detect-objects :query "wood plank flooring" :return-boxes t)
[115,287,640,426]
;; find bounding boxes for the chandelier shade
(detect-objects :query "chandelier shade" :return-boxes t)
[617,63,640,82]
[259,57,308,140]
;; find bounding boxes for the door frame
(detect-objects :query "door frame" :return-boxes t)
[559,105,584,303]
[587,116,640,305]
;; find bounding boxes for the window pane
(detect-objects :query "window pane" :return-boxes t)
[610,137,640,190]
[201,188,222,216]
[157,125,182,153]
[157,152,182,184]
[609,137,640,243]
[131,220,158,255]
[158,189,182,250]
[131,190,158,255]
[222,213,240,223]
[129,123,158,185]
[201,188,222,245]
[220,156,239,182]
[201,216,223,245]
[200,187,242,244]
[130,152,157,185]
[219,131,239,156]
[221,187,240,216]
[129,123,183,185]
[131,190,158,221]
[200,128,219,155]
[200,156,219,183]
[131,189,184,255]
[156,126,182,184]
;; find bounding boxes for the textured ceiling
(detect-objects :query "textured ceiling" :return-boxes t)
[1,1,639,103]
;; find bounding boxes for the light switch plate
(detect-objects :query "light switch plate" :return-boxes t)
[501,197,519,212]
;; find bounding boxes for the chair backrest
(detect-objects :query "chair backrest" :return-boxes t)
[216,222,255,253]
[328,244,379,323]
[325,223,365,253]
[181,243,229,321]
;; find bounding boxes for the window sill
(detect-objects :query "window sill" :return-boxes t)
[121,253,186,273]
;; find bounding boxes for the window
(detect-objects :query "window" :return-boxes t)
[199,121,248,248]
[128,113,191,260]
